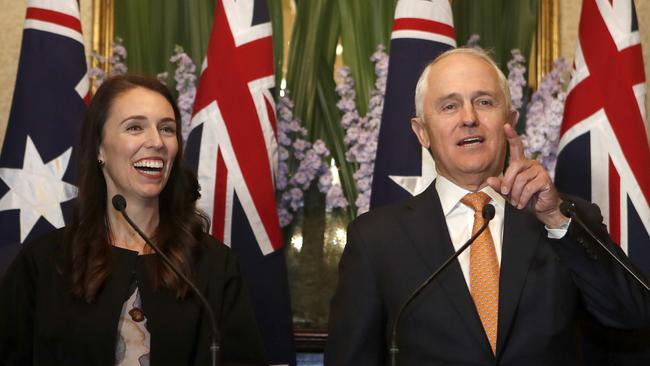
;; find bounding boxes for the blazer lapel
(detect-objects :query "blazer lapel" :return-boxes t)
[398,184,492,354]
[495,204,543,358]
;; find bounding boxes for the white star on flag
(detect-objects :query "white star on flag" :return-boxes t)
[0,136,77,243]
[389,146,437,196]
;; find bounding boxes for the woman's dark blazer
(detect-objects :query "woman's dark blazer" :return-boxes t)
[0,228,267,366]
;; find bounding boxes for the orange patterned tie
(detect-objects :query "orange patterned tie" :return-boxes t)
[461,192,499,354]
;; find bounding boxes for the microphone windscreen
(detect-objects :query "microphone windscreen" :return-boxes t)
[559,201,575,218]
[482,204,496,221]
[112,195,127,211]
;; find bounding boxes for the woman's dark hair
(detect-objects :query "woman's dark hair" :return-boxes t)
[64,74,208,302]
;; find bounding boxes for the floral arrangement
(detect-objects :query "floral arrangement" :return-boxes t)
[334,46,388,215]
[466,34,483,50]
[167,45,197,142]
[275,96,348,227]
[88,37,128,87]
[515,57,569,178]
[507,49,527,111]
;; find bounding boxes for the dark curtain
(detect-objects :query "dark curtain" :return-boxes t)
[114,0,215,83]
[452,0,538,74]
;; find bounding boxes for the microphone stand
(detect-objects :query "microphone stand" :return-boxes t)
[112,195,221,366]
[560,201,650,293]
[389,204,496,366]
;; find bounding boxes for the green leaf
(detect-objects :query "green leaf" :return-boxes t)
[268,0,285,100]
[115,0,216,88]
[453,0,538,74]
[337,0,395,115]
[285,0,356,220]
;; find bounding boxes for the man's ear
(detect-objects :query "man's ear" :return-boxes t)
[411,117,430,148]
[507,109,520,129]
[502,109,520,172]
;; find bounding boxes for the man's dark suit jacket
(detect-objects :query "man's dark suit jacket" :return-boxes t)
[325,183,650,365]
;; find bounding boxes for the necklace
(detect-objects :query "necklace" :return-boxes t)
[127,279,146,322]
[129,307,145,322]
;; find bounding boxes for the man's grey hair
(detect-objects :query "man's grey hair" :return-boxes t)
[413,47,512,120]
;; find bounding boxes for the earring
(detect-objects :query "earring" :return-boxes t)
[98,159,105,167]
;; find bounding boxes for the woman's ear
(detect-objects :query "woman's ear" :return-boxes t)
[98,145,105,165]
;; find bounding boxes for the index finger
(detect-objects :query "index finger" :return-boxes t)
[505,123,525,162]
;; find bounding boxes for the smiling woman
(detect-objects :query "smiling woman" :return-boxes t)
[0,75,268,365]
[99,86,179,209]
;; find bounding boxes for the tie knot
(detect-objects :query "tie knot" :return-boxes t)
[461,191,491,212]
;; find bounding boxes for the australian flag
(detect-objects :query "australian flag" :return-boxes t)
[0,0,87,272]
[369,0,456,209]
[184,0,295,364]
[555,0,650,278]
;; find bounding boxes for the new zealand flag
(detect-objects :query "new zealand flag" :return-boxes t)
[0,0,87,272]
[556,3,650,360]
[370,0,456,209]
[555,0,650,277]
[185,0,295,364]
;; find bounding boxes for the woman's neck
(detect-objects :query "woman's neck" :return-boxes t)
[106,197,159,254]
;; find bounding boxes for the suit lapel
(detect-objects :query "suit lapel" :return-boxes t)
[495,204,543,358]
[398,184,492,354]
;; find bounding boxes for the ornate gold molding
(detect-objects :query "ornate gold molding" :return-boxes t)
[529,0,560,89]
[91,0,114,89]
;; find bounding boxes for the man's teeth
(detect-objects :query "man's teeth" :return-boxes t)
[460,137,482,145]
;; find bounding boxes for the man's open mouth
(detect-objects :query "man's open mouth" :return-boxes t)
[457,136,484,146]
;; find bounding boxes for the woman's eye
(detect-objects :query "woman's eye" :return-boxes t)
[126,124,142,132]
[160,125,176,134]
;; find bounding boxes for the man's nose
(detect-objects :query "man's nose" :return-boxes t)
[460,103,478,127]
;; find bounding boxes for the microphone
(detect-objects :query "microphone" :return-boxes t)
[389,204,496,366]
[111,195,221,366]
[559,201,650,293]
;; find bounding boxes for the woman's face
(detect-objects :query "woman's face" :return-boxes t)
[98,87,179,205]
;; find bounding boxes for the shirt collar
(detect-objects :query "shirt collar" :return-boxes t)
[435,175,505,216]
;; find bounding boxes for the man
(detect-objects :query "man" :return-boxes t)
[325,48,650,365]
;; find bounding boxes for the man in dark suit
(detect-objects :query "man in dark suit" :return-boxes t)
[325,48,650,365]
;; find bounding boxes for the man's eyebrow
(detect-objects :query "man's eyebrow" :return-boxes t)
[434,92,462,103]
[433,90,499,105]
[472,90,497,98]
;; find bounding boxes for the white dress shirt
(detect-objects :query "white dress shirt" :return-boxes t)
[435,176,568,288]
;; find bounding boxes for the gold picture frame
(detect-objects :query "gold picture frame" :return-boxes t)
[90,0,113,91]
[530,0,560,89]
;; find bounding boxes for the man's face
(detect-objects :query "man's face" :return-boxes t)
[411,53,515,190]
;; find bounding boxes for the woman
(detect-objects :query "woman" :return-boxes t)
[0,75,267,365]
